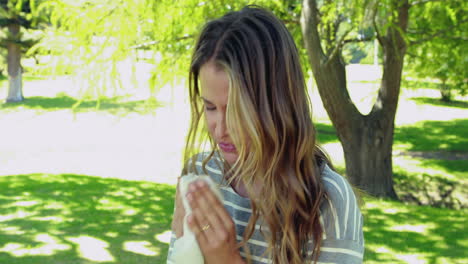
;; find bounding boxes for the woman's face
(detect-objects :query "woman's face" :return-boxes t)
[199,62,238,165]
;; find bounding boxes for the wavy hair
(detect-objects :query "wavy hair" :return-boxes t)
[183,6,330,264]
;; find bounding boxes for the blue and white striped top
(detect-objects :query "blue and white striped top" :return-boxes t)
[167,153,364,263]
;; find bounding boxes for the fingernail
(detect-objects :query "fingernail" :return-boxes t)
[196,181,206,187]
[186,193,193,201]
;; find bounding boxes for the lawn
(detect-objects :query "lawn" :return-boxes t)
[0,174,175,264]
[0,69,467,263]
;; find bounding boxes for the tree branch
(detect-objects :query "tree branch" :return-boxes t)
[300,0,326,65]
[372,3,384,46]
[130,35,193,49]
[282,19,299,25]
[325,28,351,67]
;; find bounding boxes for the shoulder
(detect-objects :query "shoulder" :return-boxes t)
[321,165,355,207]
[319,165,363,242]
[317,166,365,262]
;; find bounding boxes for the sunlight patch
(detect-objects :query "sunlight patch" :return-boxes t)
[130,223,150,234]
[66,235,114,262]
[97,197,140,216]
[321,142,345,167]
[11,200,40,207]
[155,230,172,244]
[105,231,119,238]
[389,223,434,234]
[395,253,427,264]
[1,225,26,235]
[31,216,65,222]
[123,241,159,256]
[0,210,35,222]
[382,207,409,214]
[123,209,138,216]
[374,246,391,254]
[0,234,70,256]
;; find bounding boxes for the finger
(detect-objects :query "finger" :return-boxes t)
[192,181,228,231]
[186,212,209,246]
[188,181,235,249]
[194,181,233,230]
[187,184,221,241]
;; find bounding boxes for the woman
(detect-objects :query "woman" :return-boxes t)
[167,6,364,264]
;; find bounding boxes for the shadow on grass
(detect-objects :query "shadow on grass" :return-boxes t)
[393,170,467,209]
[315,122,339,144]
[363,198,467,263]
[0,174,175,264]
[401,79,440,90]
[0,95,163,116]
[394,119,468,152]
[411,97,468,109]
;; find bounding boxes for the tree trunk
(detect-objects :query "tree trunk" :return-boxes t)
[6,23,24,103]
[301,0,409,198]
[440,80,452,102]
[342,113,396,198]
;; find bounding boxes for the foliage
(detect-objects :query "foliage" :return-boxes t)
[0,0,51,50]
[405,0,468,101]
[29,0,154,99]
[35,0,313,99]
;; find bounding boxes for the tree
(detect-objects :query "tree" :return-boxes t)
[300,0,411,198]
[405,0,467,102]
[0,0,46,102]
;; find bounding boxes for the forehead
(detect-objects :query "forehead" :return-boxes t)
[199,62,230,103]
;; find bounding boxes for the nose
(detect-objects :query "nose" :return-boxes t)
[214,111,228,140]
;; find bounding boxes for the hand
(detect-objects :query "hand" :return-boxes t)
[171,179,185,238]
[186,180,245,264]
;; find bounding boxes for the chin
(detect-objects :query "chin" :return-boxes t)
[222,151,238,165]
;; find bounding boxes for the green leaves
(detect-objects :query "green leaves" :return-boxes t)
[405,0,467,100]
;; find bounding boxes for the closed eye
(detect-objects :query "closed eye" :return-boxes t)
[205,105,216,111]
[201,97,216,111]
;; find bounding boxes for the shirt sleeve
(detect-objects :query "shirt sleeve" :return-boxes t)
[313,166,365,263]
[166,231,178,261]
[314,238,364,263]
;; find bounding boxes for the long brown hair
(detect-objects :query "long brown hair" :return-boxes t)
[184,6,330,263]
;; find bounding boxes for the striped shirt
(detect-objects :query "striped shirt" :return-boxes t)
[167,152,364,263]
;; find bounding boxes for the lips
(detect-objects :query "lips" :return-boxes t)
[219,142,237,153]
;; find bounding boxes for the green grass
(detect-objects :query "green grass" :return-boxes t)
[0,95,162,116]
[316,116,468,153]
[0,174,175,264]
[315,122,339,144]
[362,198,468,264]
[1,174,466,264]
[394,119,468,152]
[411,97,468,109]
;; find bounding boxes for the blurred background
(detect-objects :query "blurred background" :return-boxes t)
[0,0,466,263]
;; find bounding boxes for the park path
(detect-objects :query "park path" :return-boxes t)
[0,83,189,186]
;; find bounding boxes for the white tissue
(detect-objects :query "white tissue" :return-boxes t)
[167,174,224,264]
